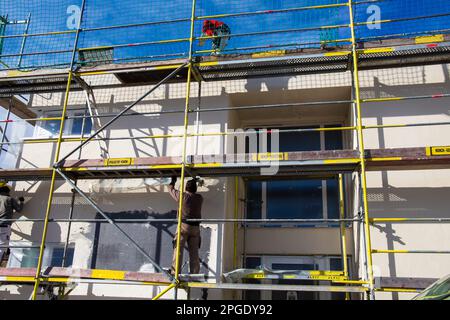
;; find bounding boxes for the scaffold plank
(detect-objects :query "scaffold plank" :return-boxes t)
[2,147,450,181]
[0,268,170,284]
[378,277,437,290]
[184,282,368,293]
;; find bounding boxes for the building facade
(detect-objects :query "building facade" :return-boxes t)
[1,62,449,300]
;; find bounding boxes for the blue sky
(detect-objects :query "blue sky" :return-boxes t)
[0,0,449,70]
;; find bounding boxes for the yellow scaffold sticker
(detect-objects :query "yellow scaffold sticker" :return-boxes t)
[253,152,287,161]
[104,158,135,166]
[415,34,444,44]
[245,271,347,281]
[252,50,286,58]
[428,146,450,156]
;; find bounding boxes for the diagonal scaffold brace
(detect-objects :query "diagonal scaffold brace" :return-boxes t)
[55,62,188,167]
[55,168,176,283]
[29,62,189,299]
[50,62,191,284]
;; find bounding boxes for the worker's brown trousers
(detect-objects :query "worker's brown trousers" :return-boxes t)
[172,223,201,274]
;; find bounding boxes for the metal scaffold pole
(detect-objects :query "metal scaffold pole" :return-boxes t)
[0,0,449,301]
[30,0,87,300]
[233,176,239,270]
[31,71,74,300]
[0,96,12,157]
[58,106,88,298]
[232,177,240,300]
[55,169,174,280]
[348,0,375,300]
[173,64,192,300]
[173,0,197,301]
[338,174,350,300]
[17,13,31,68]
[55,63,187,166]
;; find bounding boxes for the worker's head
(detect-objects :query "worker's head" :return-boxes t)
[202,20,210,28]
[202,20,214,35]
[186,179,198,193]
[0,185,11,195]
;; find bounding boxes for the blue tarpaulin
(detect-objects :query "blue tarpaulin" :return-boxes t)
[0,0,449,70]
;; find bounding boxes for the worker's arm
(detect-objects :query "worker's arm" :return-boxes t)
[11,197,24,213]
[168,176,180,202]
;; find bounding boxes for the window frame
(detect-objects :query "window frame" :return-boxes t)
[34,110,93,138]
[7,242,75,269]
[244,123,344,227]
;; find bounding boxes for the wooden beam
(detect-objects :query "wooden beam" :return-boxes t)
[378,277,438,290]
[2,147,450,181]
[0,267,170,284]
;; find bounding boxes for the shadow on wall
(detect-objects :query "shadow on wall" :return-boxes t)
[88,210,213,276]
[18,71,355,165]
[361,64,450,298]
[11,180,64,244]
[368,182,450,299]
[368,184,450,246]
[368,186,450,219]
[362,65,450,118]
[361,64,450,99]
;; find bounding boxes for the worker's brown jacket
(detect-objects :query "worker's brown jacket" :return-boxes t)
[168,186,203,225]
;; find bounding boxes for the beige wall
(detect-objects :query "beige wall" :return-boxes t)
[2,63,450,300]
[361,64,450,300]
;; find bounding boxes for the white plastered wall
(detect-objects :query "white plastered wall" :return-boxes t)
[360,64,450,300]
[2,63,450,300]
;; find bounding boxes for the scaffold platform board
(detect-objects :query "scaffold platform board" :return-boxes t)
[0,267,367,293]
[1,146,449,181]
[0,267,170,284]
[0,268,438,292]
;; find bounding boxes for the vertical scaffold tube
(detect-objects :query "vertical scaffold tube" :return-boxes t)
[233,177,239,269]
[174,63,193,289]
[173,0,197,300]
[233,177,239,300]
[32,0,86,300]
[188,0,197,61]
[0,97,12,158]
[338,174,350,300]
[31,71,74,300]
[348,0,375,300]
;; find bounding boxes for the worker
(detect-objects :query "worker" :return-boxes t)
[199,20,231,55]
[168,176,203,275]
[0,183,25,263]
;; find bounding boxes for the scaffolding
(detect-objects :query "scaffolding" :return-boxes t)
[0,14,31,69]
[0,0,449,300]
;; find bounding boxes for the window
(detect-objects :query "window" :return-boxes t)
[244,255,349,300]
[40,117,62,136]
[71,115,93,136]
[7,243,75,268]
[36,111,92,137]
[246,125,343,225]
